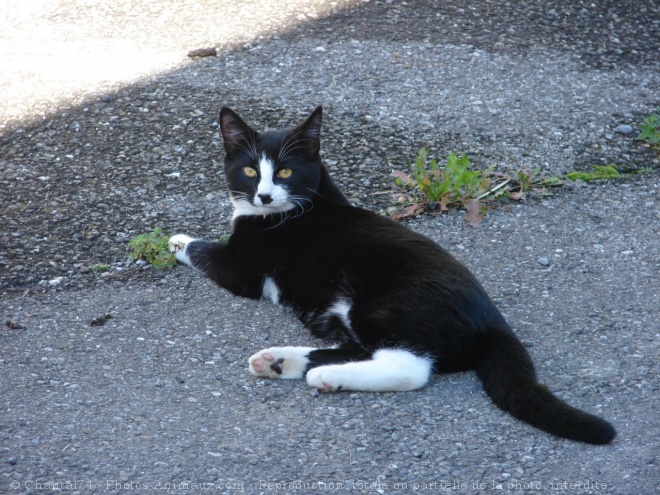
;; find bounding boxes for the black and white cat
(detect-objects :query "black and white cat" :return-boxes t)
[169,107,616,444]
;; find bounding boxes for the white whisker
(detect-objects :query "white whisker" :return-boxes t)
[232,140,258,161]
[278,130,304,162]
[279,145,309,163]
[278,130,308,163]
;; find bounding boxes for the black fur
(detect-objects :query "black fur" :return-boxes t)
[182,107,616,444]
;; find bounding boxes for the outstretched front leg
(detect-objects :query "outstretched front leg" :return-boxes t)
[169,234,262,298]
[169,234,220,272]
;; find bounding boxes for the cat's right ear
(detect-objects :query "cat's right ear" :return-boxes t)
[219,107,256,154]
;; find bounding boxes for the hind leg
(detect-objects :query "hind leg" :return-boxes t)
[248,347,317,379]
[306,349,433,393]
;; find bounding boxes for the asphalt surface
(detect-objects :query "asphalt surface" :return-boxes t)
[1,1,659,494]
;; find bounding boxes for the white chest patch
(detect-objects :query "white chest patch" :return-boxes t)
[262,277,280,305]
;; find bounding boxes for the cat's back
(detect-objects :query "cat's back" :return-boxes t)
[298,203,459,273]
[234,201,473,285]
[325,204,446,250]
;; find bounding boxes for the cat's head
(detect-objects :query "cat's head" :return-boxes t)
[219,107,324,219]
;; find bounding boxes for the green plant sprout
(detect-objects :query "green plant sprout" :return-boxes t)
[128,228,176,269]
[403,149,491,204]
[391,149,493,225]
[637,111,660,153]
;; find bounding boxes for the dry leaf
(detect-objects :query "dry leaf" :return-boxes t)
[391,170,412,183]
[464,199,485,228]
[439,196,451,212]
[388,202,427,220]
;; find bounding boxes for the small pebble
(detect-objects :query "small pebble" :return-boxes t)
[615,124,633,135]
[90,313,112,327]
[538,257,550,266]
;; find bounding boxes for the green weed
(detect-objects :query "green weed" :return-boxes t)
[637,111,660,153]
[128,228,176,269]
[391,149,565,224]
[391,145,637,225]
[566,165,620,182]
[391,149,493,225]
[392,148,556,225]
[394,149,491,205]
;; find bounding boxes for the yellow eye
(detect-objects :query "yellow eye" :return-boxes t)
[243,166,257,178]
[277,168,292,179]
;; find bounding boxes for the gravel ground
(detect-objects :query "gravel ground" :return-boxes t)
[1,1,659,494]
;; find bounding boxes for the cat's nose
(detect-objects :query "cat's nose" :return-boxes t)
[258,194,273,205]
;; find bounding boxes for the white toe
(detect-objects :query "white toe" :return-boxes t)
[168,234,195,265]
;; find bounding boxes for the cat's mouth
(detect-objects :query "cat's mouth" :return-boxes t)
[230,196,295,219]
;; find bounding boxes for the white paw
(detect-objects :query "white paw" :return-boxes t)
[306,365,344,392]
[168,234,195,265]
[305,350,433,393]
[248,347,315,380]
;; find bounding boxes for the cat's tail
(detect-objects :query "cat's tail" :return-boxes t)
[474,326,616,444]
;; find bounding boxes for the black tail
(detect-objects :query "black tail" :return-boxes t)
[475,327,616,444]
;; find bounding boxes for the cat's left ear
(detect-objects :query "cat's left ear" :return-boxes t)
[295,106,323,154]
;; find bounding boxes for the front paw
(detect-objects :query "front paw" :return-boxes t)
[168,234,195,265]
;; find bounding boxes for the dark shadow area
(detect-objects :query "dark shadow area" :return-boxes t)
[296,0,660,70]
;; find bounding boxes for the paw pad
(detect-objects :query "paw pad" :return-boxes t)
[248,347,312,380]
